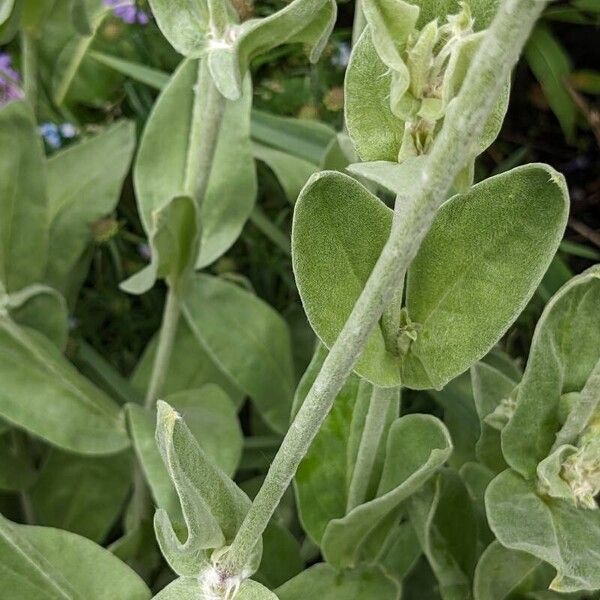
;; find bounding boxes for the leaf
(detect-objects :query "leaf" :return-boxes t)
[45,121,136,298]
[30,449,132,543]
[0,432,37,491]
[486,469,600,593]
[293,344,362,544]
[0,317,129,455]
[250,109,335,165]
[0,0,15,26]
[134,59,256,270]
[361,0,419,71]
[131,319,244,408]
[525,24,578,142]
[87,50,170,90]
[121,195,201,294]
[252,141,318,204]
[127,384,243,527]
[293,165,568,389]
[473,541,542,600]
[5,284,69,350]
[70,0,91,35]
[208,0,337,100]
[0,513,151,599]
[0,101,48,293]
[254,521,304,589]
[51,4,112,105]
[406,0,501,29]
[502,266,600,477]
[277,563,400,600]
[345,28,404,162]
[183,274,295,434]
[471,362,517,472]
[321,414,452,568]
[154,577,279,600]
[153,400,257,577]
[408,469,478,600]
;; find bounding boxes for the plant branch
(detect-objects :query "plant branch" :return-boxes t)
[219,0,548,577]
[346,386,396,512]
[143,284,181,408]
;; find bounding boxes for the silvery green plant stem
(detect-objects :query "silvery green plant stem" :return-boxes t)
[144,63,227,410]
[144,284,182,408]
[218,0,548,577]
[346,386,395,512]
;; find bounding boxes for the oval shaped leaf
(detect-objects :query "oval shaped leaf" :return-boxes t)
[0,318,129,454]
[0,101,48,292]
[0,513,150,599]
[183,274,295,433]
[134,59,256,271]
[293,165,568,389]
[486,469,600,593]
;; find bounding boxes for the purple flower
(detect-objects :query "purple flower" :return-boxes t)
[103,0,150,25]
[0,53,24,107]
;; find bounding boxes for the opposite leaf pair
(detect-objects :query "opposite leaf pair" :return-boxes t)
[292,163,569,391]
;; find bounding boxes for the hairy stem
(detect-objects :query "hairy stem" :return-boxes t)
[219,0,548,577]
[144,284,181,408]
[346,386,397,512]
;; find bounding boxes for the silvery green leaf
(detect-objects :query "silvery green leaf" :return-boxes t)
[208,0,337,100]
[5,284,68,350]
[250,108,336,165]
[345,28,404,162]
[132,319,244,408]
[486,469,600,593]
[459,461,495,547]
[121,195,200,294]
[0,318,129,454]
[471,362,517,472]
[154,400,258,577]
[30,449,132,543]
[183,274,295,434]
[376,520,422,585]
[45,121,135,299]
[277,563,400,600]
[502,266,600,477]
[322,414,452,568]
[252,142,318,204]
[0,513,151,599]
[293,165,568,389]
[51,3,112,105]
[361,0,419,71]
[155,577,279,600]
[147,0,210,58]
[0,101,48,293]
[408,469,478,600]
[346,156,427,198]
[408,0,500,29]
[473,541,542,600]
[0,431,37,491]
[0,0,15,26]
[134,59,256,270]
[127,385,243,534]
[293,344,363,544]
[427,371,479,469]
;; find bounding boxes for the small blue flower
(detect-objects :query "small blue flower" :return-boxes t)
[60,122,78,138]
[39,122,62,149]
